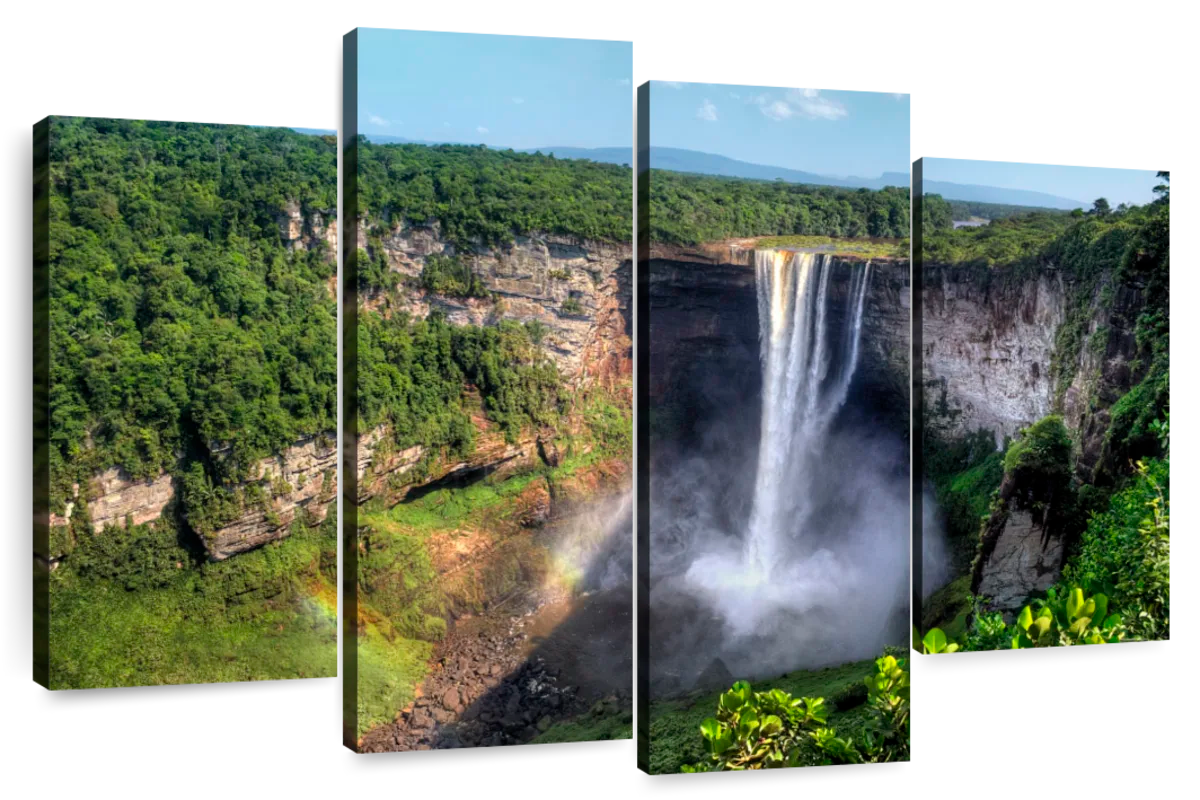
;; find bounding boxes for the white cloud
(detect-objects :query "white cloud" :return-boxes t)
[658,81,684,89]
[618,78,631,86]
[760,100,794,121]
[696,98,719,122]
[512,96,525,104]
[893,92,907,101]
[754,89,847,121]
[477,126,489,134]
[367,112,390,127]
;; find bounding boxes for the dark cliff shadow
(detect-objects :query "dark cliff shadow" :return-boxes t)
[396,454,525,505]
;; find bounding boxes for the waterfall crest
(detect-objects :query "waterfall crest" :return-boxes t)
[744,250,872,575]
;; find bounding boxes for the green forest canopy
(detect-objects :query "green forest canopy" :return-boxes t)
[48,117,338,506]
[946,199,1076,222]
[648,169,909,244]
[355,140,632,246]
[921,190,1168,277]
[357,312,563,456]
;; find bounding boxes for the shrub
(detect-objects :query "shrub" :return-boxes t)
[420,253,488,298]
[1003,415,1072,482]
[683,655,909,771]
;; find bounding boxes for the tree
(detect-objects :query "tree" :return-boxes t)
[1153,170,1170,200]
[1089,197,1111,216]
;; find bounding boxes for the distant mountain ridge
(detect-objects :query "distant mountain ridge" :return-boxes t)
[635,147,1084,209]
[920,179,1085,210]
[295,130,1085,210]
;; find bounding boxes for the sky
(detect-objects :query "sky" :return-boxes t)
[648,81,910,179]
[922,158,1162,207]
[356,29,631,150]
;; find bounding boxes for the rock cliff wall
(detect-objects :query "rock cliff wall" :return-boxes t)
[206,433,338,560]
[922,265,1149,474]
[646,251,909,433]
[355,219,632,504]
[359,218,632,383]
[641,252,1140,454]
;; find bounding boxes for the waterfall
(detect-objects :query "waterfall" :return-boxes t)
[744,250,872,575]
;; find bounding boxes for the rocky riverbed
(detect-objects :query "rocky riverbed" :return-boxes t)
[360,586,631,752]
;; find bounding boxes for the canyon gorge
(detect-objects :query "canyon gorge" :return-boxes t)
[352,215,634,751]
[652,235,1156,642]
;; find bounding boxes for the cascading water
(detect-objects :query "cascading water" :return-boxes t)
[744,250,872,576]
[657,248,906,686]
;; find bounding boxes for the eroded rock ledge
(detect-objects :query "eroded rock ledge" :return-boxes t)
[205,433,338,560]
[358,218,632,383]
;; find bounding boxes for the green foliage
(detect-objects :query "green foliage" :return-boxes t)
[683,656,909,772]
[829,681,869,712]
[48,512,337,688]
[963,607,1010,651]
[357,246,400,294]
[922,193,954,232]
[69,515,189,591]
[358,312,563,453]
[532,707,633,744]
[649,169,909,244]
[753,235,907,259]
[420,253,488,298]
[1151,414,1169,451]
[355,141,631,245]
[1003,415,1072,480]
[178,461,245,540]
[920,627,959,654]
[922,210,1075,268]
[925,428,1005,542]
[1008,586,1125,648]
[46,117,337,687]
[924,441,1168,652]
[48,118,337,498]
[1064,456,1169,640]
[560,296,584,316]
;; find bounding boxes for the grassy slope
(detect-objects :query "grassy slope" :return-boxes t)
[533,710,633,745]
[646,659,877,775]
[49,525,337,689]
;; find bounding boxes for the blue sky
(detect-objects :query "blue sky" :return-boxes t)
[356,29,631,150]
[648,81,909,179]
[923,158,1162,207]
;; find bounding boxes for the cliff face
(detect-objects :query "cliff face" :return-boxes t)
[922,266,1148,473]
[279,199,339,299]
[360,218,632,384]
[647,251,910,432]
[49,469,176,534]
[921,268,1066,446]
[279,200,338,258]
[49,434,337,561]
[647,257,760,418]
[205,434,338,560]
[641,251,1137,454]
[356,220,632,505]
[356,421,538,505]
